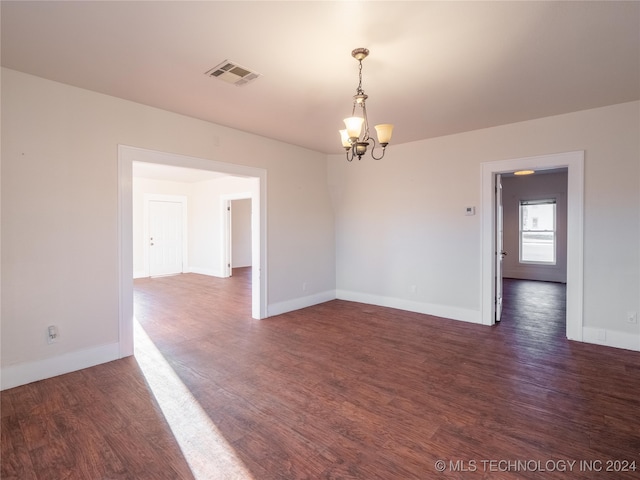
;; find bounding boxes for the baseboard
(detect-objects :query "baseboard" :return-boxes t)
[582,326,640,352]
[0,342,121,391]
[268,290,336,317]
[188,266,224,277]
[336,290,482,324]
[133,270,146,279]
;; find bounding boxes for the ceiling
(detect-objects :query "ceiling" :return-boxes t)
[2,1,639,155]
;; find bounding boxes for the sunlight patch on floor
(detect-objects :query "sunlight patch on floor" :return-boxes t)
[134,319,254,480]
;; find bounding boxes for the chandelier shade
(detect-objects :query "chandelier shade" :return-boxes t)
[344,116,365,139]
[339,48,393,161]
[374,124,394,146]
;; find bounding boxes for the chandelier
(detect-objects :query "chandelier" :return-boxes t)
[339,48,394,161]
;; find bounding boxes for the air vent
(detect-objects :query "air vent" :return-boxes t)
[205,60,261,87]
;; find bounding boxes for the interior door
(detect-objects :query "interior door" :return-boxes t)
[149,200,183,277]
[495,174,504,322]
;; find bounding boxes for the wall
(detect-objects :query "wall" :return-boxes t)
[329,101,640,350]
[1,68,336,389]
[232,199,252,268]
[189,176,258,276]
[501,171,568,282]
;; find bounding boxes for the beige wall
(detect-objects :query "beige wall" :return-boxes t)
[329,101,639,345]
[1,68,336,387]
[2,66,638,388]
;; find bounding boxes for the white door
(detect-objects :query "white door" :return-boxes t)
[149,200,183,277]
[495,174,505,322]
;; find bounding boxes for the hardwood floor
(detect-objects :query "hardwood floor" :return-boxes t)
[2,270,639,479]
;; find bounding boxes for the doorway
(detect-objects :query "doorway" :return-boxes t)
[221,194,254,278]
[481,151,584,342]
[118,145,268,358]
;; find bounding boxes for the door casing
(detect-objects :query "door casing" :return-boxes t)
[481,151,584,341]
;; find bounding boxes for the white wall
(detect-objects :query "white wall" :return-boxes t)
[329,101,640,350]
[232,198,252,268]
[189,176,258,276]
[501,171,568,282]
[1,68,336,389]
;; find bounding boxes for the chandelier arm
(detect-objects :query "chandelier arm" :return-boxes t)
[369,138,386,161]
[345,145,356,162]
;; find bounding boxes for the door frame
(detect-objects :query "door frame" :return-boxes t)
[118,145,268,358]
[481,150,584,341]
[221,193,255,278]
[495,174,504,322]
[144,194,188,277]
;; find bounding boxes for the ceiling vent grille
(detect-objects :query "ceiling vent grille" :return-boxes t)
[205,60,261,87]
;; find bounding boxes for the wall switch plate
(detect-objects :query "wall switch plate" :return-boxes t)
[47,325,59,344]
[465,206,476,216]
[627,312,638,324]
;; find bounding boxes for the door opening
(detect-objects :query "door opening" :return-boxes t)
[481,151,584,342]
[118,145,268,358]
[222,197,253,278]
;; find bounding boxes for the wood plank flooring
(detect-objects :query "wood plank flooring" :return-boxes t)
[2,270,639,479]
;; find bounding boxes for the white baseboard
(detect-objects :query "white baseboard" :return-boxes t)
[188,266,224,277]
[582,326,640,352]
[336,290,482,324]
[268,290,336,317]
[133,270,146,279]
[0,342,121,391]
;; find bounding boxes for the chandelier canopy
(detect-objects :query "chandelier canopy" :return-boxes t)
[339,48,393,161]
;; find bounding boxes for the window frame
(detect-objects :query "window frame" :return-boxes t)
[519,198,557,265]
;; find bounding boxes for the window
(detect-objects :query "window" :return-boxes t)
[520,199,556,264]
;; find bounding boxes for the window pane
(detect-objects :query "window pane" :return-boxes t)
[521,231,555,263]
[521,204,555,231]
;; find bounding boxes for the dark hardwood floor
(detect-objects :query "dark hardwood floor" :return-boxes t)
[2,270,639,479]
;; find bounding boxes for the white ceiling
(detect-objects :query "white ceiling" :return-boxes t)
[2,1,639,155]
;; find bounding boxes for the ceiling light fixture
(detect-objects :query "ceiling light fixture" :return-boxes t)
[339,48,393,161]
[514,170,535,176]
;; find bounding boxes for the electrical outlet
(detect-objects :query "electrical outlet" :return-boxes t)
[627,312,638,324]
